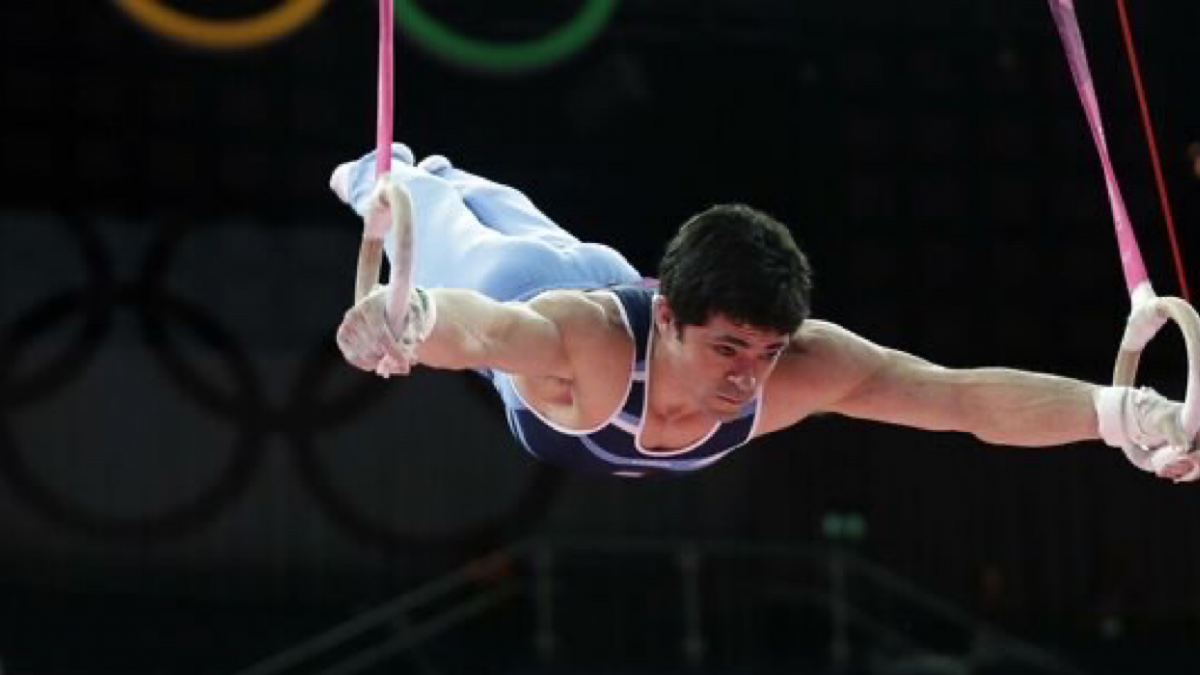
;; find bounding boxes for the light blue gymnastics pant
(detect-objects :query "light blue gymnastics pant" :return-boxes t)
[339,144,642,302]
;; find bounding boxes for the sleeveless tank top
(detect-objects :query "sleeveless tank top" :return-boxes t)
[489,286,761,477]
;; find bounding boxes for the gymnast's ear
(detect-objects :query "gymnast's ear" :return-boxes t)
[653,296,680,339]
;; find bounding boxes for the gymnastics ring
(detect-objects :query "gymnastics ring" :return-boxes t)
[1048,0,1200,458]
[1114,289,1200,438]
[395,0,621,75]
[112,0,329,51]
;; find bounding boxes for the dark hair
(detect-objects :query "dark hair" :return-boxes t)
[657,204,812,334]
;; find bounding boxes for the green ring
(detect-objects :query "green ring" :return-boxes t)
[394,0,620,75]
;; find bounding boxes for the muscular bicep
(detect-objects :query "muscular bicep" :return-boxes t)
[758,321,958,434]
[825,347,962,431]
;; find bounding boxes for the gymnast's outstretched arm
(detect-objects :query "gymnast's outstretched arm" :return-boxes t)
[763,320,1099,446]
[758,320,1196,479]
[337,285,607,378]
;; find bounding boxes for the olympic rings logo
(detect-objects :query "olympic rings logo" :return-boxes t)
[394,0,620,75]
[112,0,331,51]
[112,0,621,74]
[0,214,561,551]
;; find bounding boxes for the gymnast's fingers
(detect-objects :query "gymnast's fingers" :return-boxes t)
[337,313,383,370]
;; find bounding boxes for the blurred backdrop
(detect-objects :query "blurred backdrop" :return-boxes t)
[1,1,1199,674]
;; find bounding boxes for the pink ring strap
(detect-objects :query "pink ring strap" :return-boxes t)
[375,0,394,177]
[1047,0,1149,296]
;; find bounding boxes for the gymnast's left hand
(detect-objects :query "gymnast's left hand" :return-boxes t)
[336,283,438,378]
[336,284,414,377]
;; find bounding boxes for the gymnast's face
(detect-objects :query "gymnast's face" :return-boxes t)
[654,301,788,420]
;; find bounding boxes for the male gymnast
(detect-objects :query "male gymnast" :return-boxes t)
[333,144,1197,481]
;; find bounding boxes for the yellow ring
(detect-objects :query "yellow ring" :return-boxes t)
[113,0,329,50]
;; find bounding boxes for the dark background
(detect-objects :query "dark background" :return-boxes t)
[2,1,1199,673]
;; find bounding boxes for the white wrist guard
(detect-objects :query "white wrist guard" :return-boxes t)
[1094,386,1200,481]
[382,284,437,365]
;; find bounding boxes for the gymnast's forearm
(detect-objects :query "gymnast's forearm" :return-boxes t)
[950,369,1102,447]
[413,289,509,369]
[415,288,560,373]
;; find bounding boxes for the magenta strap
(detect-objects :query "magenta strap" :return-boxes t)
[1047,0,1149,295]
[375,0,394,176]
[353,0,395,303]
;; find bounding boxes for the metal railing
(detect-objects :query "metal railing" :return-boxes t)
[233,538,1086,675]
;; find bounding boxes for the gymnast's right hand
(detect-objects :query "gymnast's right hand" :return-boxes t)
[336,284,438,377]
[1095,386,1199,482]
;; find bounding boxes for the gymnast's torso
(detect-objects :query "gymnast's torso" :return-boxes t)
[487,286,762,477]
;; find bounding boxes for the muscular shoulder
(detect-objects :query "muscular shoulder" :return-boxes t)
[756,320,888,434]
[790,320,882,366]
[514,289,634,379]
[515,289,635,428]
[525,289,628,338]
